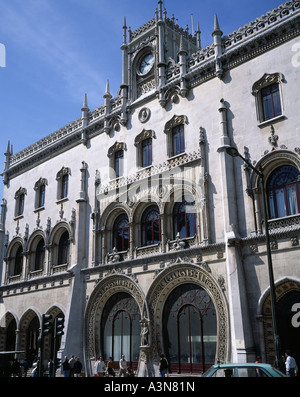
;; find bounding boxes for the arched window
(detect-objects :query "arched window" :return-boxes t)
[57,231,70,265]
[173,196,197,239]
[34,239,45,271]
[163,284,217,374]
[14,245,23,276]
[141,205,160,246]
[102,292,141,370]
[267,165,300,219]
[113,214,130,252]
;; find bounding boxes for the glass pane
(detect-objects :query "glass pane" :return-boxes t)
[287,185,299,215]
[275,188,287,218]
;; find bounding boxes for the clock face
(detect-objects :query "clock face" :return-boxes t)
[139,53,154,75]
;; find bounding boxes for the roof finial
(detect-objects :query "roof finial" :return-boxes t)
[158,0,163,21]
[212,14,223,37]
[81,93,89,112]
[123,17,127,45]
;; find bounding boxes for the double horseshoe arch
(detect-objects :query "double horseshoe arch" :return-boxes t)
[84,263,229,376]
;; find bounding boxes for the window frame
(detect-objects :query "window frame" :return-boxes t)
[164,115,187,158]
[141,205,161,246]
[56,167,71,202]
[113,213,130,252]
[14,187,27,218]
[134,129,155,169]
[252,73,284,126]
[267,165,300,219]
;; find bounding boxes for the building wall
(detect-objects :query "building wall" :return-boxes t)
[1,1,300,376]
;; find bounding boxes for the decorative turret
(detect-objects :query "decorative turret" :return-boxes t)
[2,141,12,185]
[178,35,188,97]
[212,14,224,79]
[81,93,89,145]
[103,80,112,134]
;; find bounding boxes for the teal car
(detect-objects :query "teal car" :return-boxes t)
[202,363,285,377]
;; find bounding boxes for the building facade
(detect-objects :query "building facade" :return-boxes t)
[0,1,300,376]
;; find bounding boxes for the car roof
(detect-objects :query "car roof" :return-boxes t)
[213,363,273,368]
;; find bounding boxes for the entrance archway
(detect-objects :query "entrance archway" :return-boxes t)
[163,283,217,374]
[84,274,145,376]
[261,278,300,366]
[101,292,141,371]
[146,262,229,375]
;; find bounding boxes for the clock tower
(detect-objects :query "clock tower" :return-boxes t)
[120,0,201,104]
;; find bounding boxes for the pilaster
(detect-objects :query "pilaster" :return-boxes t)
[217,99,255,363]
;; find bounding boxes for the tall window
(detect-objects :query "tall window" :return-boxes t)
[61,175,69,199]
[114,150,124,178]
[14,245,23,276]
[113,214,130,252]
[34,239,45,271]
[172,124,185,156]
[173,197,197,239]
[57,231,70,265]
[261,83,282,121]
[102,293,141,369]
[15,188,26,217]
[56,167,71,201]
[17,194,25,216]
[252,73,284,124]
[141,205,160,246]
[267,165,300,219]
[34,178,47,209]
[142,138,152,167]
[163,284,217,374]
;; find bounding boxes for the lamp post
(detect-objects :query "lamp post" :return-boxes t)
[225,146,281,368]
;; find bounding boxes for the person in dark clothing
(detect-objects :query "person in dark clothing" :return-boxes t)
[159,353,169,377]
[73,357,82,377]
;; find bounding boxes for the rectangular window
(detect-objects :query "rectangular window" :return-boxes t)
[115,150,124,178]
[142,138,152,167]
[38,184,45,208]
[61,175,69,199]
[172,125,185,156]
[17,194,25,216]
[261,83,282,121]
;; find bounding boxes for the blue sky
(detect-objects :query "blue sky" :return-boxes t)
[0,0,282,200]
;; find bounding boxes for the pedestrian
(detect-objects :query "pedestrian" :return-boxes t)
[285,350,298,377]
[159,353,169,377]
[69,355,75,377]
[48,358,54,377]
[11,359,20,377]
[21,358,29,377]
[73,357,82,377]
[94,356,106,377]
[119,354,127,377]
[62,356,70,377]
[106,357,115,377]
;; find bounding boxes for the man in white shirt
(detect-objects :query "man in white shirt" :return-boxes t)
[119,354,127,377]
[285,350,298,377]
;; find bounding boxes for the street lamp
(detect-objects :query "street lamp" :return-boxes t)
[225,146,281,368]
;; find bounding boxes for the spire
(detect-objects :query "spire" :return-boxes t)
[81,93,89,112]
[212,14,223,37]
[104,80,112,99]
[122,17,127,45]
[158,0,163,21]
[81,93,89,142]
[196,22,201,49]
